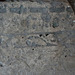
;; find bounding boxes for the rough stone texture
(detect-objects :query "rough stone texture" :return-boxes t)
[0,1,75,75]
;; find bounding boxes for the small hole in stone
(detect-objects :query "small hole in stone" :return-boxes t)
[65,55,67,57]
[0,63,3,67]
[0,65,3,67]
[32,49,34,50]
[45,34,49,36]
[22,37,24,39]
[53,26,56,28]
[39,34,42,37]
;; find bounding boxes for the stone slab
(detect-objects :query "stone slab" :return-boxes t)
[0,1,75,75]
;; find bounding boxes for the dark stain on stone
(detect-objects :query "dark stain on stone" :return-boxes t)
[10,5,24,14]
[0,62,4,67]
[29,0,34,2]
[68,0,75,14]
[0,5,6,13]
[46,43,57,46]
[51,39,56,42]
[66,7,73,13]
[52,17,59,28]
[0,38,1,45]
[38,55,41,60]
[50,6,65,13]
[30,7,47,13]
[9,63,11,65]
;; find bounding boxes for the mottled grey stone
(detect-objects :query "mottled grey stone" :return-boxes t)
[32,42,37,46]
[0,38,2,45]
[30,7,47,13]
[46,43,57,46]
[26,40,32,46]
[0,6,6,13]
[50,6,65,13]
[0,62,4,67]
[32,24,37,29]
[6,0,11,1]
[41,13,51,22]
[43,23,49,28]
[20,5,23,14]
[28,36,33,39]
[23,8,27,13]
[10,5,25,14]
[10,7,20,14]
[0,2,75,75]
[66,7,73,13]
[52,17,59,28]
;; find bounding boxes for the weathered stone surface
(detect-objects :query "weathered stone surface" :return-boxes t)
[66,7,73,13]
[0,5,6,13]
[52,17,59,28]
[0,1,75,75]
[30,7,48,13]
[50,6,65,13]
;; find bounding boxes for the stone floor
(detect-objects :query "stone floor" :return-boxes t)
[0,1,75,75]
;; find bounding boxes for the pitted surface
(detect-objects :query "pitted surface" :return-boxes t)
[0,1,75,75]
